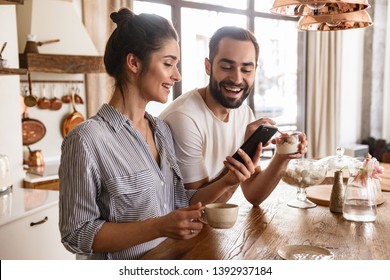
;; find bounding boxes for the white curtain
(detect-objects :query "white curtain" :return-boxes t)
[306,1,390,159]
[82,0,133,117]
[306,32,342,158]
[383,2,390,140]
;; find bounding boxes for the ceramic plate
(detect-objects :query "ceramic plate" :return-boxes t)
[278,245,333,260]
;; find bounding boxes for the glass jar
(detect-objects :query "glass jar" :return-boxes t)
[0,154,12,192]
[343,175,377,222]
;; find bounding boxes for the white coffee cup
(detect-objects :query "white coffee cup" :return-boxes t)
[201,203,239,229]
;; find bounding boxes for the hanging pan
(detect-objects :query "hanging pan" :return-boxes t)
[24,72,37,107]
[61,90,85,137]
[21,96,46,145]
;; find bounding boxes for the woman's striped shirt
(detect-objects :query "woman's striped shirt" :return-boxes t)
[59,104,194,259]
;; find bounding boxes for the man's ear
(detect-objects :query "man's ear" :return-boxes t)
[205,58,211,76]
[126,53,140,74]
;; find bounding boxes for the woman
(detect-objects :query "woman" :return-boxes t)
[59,8,200,260]
[59,8,259,260]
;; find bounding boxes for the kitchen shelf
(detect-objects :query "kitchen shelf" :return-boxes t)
[1,54,105,75]
[0,0,24,4]
[0,68,27,75]
[19,53,105,74]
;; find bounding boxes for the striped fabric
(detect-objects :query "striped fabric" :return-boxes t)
[59,104,194,259]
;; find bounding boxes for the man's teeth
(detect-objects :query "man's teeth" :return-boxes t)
[162,83,171,89]
[224,86,241,93]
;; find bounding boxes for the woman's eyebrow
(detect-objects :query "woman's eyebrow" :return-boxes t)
[164,54,179,60]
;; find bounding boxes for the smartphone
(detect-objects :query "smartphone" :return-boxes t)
[232,125,278,163]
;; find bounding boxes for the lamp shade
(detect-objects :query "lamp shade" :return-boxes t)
[297,9,373,30]
[270,0,370,17]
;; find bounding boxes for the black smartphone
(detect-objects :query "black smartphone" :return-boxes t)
[232,125,278,163]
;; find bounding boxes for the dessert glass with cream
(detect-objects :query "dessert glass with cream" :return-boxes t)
[275,131,302,155]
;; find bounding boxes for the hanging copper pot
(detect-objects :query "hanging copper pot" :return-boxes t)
[37,84,51,110]
[73,87,84,104]
[61,85,72,103]
[50,84,63,111]
[21,90,46,146]
[61,92,84,137]
[21,107,46,145]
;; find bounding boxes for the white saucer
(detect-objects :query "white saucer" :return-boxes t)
[278,245,333,260]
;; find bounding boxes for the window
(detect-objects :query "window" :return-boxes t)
[133,0,305,130]
[180,8,247,92]
[255,0,274,13]
[187,0,246,10]
[254,18,298,128]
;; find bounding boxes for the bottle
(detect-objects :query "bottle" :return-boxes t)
[329,170,344,213]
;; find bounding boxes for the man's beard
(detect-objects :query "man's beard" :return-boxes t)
[209,73,254,109]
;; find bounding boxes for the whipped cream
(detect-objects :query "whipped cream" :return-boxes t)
[276,134,300,154]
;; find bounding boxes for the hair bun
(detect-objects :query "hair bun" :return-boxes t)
[110,8,134,25]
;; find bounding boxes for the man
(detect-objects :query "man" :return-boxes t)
[160,26,307,206]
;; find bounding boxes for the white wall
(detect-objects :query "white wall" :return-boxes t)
[0,6,25,185]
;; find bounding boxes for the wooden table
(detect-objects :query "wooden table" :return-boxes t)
[141,182,390,260]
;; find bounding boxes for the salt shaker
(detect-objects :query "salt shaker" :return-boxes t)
[329,170,344,213]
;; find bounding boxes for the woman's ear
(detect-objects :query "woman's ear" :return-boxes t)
[205,58,211,76]
[126,53,140,74]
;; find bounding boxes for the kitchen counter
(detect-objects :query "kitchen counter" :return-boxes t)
[0,163,61,226]
[0,181,74,259]
[0,183,59,227]
[23,163,60,190]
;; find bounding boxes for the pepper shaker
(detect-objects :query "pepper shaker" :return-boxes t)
[329,170,344,213]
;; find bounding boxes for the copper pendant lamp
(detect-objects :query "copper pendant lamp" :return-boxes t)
[270,0,372,31]
[297,9,372,30]
[270,0,370,17]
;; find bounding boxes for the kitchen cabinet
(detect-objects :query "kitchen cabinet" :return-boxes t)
[0,187,74,260]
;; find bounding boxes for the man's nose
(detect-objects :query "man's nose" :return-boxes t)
[228,68,243,84]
